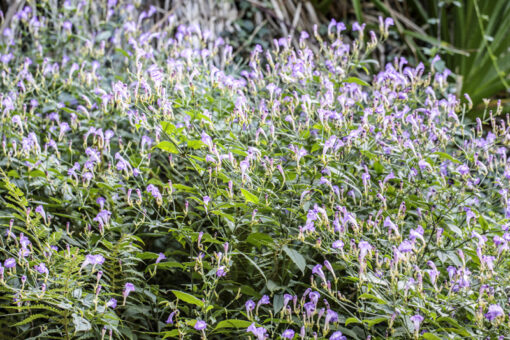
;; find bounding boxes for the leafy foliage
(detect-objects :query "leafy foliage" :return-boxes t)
[0,1,509,339]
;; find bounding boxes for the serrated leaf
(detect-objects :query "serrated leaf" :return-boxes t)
[14,314,49,326]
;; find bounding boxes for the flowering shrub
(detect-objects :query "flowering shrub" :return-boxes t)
[1,1,510,339]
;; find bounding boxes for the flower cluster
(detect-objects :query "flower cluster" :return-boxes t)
[0,0,509,339]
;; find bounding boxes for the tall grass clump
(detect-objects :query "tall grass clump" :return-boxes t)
[0,1,510,339]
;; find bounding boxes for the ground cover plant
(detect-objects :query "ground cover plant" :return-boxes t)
[1,1,510,339]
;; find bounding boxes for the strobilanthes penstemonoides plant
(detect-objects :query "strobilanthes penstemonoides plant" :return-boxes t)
[0,1,509,339]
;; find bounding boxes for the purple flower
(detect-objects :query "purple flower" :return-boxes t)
[457,164,469,175]
[146,184,162,200]
[62,21,72,30]
[398,239,414,253]
[194,320,207,330]
[332,240,344,249]
[166,311,176,324]
[216,266,227,277]
[203,196,211,205]
[329,331,346,340]
[35,205,46,220]
[358,240,373,260]
[124,282,135,296]
[312,264,326,282]
[325,309,338,324]
[155,253,166,264]
[309,291,320,304]
[83,254,105,267]
[4,258,16,268]
[258,295,270,306]
[96,197,106,209]
[245,299,256,314]
[485,304,504,321]
[247,323,267,340]
[427,261,440,284]
[282,329,295,338]
[34,263,48,274]
[107,298,117,309]
[410,314,424,331]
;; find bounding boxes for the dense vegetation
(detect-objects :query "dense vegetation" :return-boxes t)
[1,1,510,339]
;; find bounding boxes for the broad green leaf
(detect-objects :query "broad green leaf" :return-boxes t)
[345,317,361,326]
[363,317,388,327]
[171,290,204,307]
[155,141,179,154]
[162,330,180,339]
[240,188,259,204]
[246,233,274,248]
[359,293,387,305]
[433,151,462,164]
[214,319,253,329]
[422,333,442,340]
[161,121,176,135]
[283,246,306,274]
[344,77,370,87]
[72,314,91,332]
[187,140,206,149]
[115,48,130,58]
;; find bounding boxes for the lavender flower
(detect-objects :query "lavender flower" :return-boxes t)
[358,240,373,260]
[194,320,207,330]
[247,323,267,340]
[485,304,504,321]
[329,331,346,340]
[155,253,166,264]
[166,311,176,324]
[4,258,16,269]
[281,329,295,339]
[82,254,105,267]
[106,298,117,309]
[410,314,424,332]
[216,266,227,277]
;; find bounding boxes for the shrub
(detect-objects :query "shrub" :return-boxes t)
[0,1,509,339]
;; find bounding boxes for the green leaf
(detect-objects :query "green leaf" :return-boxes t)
[7,170,20,178]
[72,314,91,332]
[345,317,361,326]
[240,188,259,204]
[363,317,388,327]
[162,330,180,339]
[171,290,204,307]
[344,77,370,87]
[214,319,254,329]
[433,152,462,164]
[115,48,130,58]
[28,169,46,178]
[155,141,178,154]
[283,246,306,274]
[14,314,49,326]
[246,233,274,248]
[359,293,387,305]
[161,121,176,135]
[187,140,206,149]
[422,333,442,340]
